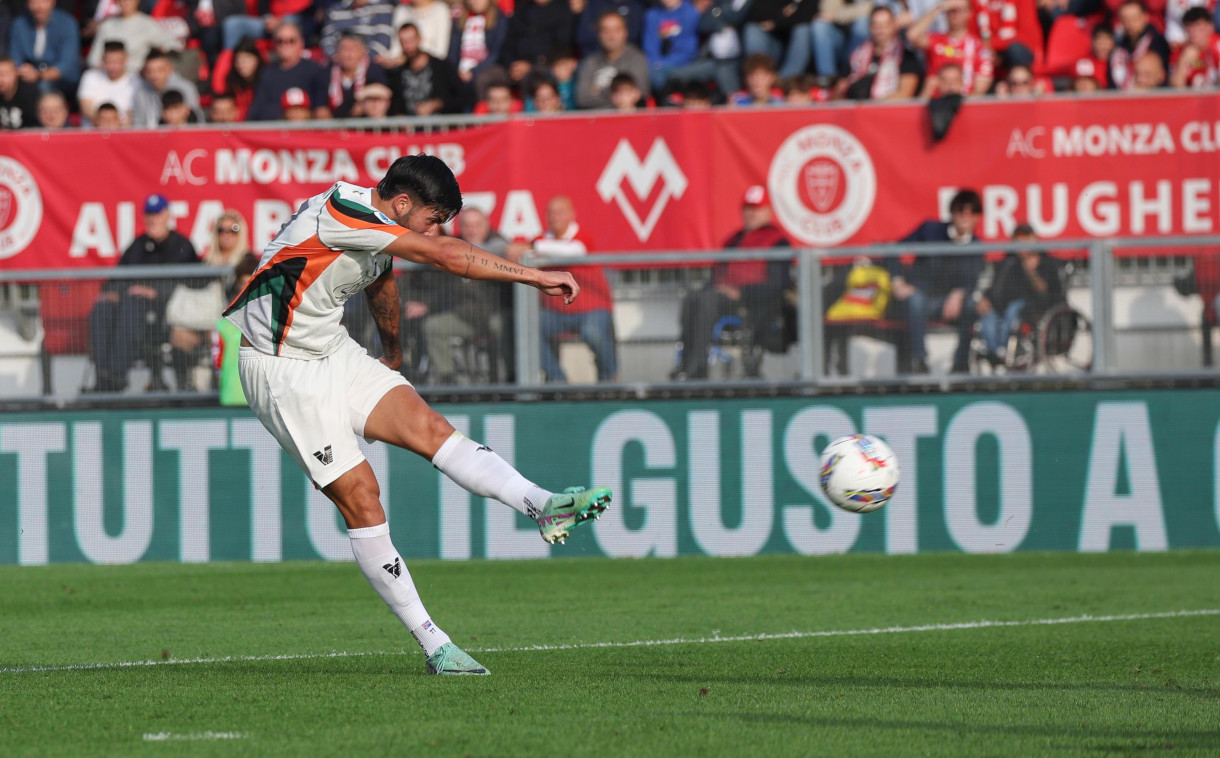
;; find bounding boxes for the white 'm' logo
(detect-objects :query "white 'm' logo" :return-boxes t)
[596,138,688,242]
[0,157,43,260]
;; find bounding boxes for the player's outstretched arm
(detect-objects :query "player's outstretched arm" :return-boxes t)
[363,269,403,370]
[384,234,581,306]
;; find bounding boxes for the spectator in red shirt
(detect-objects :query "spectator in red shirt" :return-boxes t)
[509,196,618,383]
[1171,7,1220,87]
[1110,0,1171,90]
[672,185,790,381]
[214,38,263,120]
[969,0,1039,69]
[910,0,995,97]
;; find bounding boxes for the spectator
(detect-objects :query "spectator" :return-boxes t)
[742,0,817,81]
[474,78,522,113]
[78,41,137,125]
[510,196,617,383]
[672,185,791,381]
[526,75,566,110]
[353,80,393,117]
[576,0,647,56]
[215,39,263,120]
[9,0,80,96]
[838,6,922,100]
[976,223,1065,366]
[501,0,576,87]
[575,10,651,108]
[387,23,466,115]
[888,188,985,374]
[208,92,240,122]
[325,34,389,118]
[1072,58,1103,91]
[246,23,327,120]
[165,209,256,390]
[642,0,701,93]
[1110,0,1171,90]
[610,71,644,108]
[418,207,515,384]
[89,0,179,74]
[1170,7,1220,88]
[448,0,509,98]
[782,72,825,102]
[222,0,315,51]
[549,44,580,109]
[93,101,123,127]
[812,0,873,79]
[994,63,1045,96]
[659,0,750,99]
[729,53,784,105]
[321,0,396,60]
[88,194,199,393]
[186,0,249,63]
[969,0,1039,70]
[384,0,454,64]
[1091,23,1115,84]
[159,89,197,124]
[910,0,994,98]
[0,56,38,128]
[35,89,68,127]
[1165,0,1212,46]
[132,49,202,128]
[280,85,312,119]
[679,78,714,106]
[932,60,965,95]
[1131,47,1168,88]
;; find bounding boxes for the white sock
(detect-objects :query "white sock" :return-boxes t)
[348,523,451,657]
[431,431,553,519]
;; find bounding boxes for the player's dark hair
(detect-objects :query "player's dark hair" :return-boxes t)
[103,41,126,54]
[376,155,463,221]
[950,188,982,215]
[1183,6,1213,24]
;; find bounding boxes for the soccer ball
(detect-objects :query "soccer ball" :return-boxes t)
[819,434,900,513]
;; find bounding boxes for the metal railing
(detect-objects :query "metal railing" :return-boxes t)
[0,236,1216,406]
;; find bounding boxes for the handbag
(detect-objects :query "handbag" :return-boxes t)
[165,281,227,331]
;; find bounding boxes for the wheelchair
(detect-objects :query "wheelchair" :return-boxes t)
[971,302,1093,375]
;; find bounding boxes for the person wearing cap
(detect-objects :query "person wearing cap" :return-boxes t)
[280,86,313,120]
[672,185,790,381]
[354,82,394,118]
[888,188,985,375]
[976,223,1065,367]
[1072,59,1102,93]
[88,194,200,393]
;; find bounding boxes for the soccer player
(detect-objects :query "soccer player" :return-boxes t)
[223,155,612,676]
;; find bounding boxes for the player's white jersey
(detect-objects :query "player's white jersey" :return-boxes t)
[224,182,408,359]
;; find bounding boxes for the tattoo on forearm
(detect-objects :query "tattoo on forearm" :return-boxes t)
[365,275,400,354]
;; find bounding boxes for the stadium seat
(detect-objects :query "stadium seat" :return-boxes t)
[1041,15,1101,78]
[38,280,100,396]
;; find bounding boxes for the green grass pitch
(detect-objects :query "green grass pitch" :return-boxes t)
[2,551,1218,757]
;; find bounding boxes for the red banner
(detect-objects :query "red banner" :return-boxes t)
[4,93,1220,269]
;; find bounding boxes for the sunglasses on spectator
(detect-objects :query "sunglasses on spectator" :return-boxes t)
[217,224,241,233]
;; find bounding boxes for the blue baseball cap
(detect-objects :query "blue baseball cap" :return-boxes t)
[144,194,169,214]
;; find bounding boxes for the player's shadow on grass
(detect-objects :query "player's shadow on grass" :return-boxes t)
[680,713,1220,750]
[644,672,1220,699]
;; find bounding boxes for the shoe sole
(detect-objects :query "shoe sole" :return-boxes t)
[541,488,612,545]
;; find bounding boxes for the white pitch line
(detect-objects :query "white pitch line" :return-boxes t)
[4,608,1217,675]
[142,732,248,742]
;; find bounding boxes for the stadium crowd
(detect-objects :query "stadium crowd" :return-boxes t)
[0,0,1215,128]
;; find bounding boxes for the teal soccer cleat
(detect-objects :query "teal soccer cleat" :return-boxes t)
[536,487,612,545]
[426,643,490,676]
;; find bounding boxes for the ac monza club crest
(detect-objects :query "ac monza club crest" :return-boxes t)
[0,157,44,260]
[767,125,876,246]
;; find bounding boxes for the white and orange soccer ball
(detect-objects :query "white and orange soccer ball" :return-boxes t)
[819,434,900,513]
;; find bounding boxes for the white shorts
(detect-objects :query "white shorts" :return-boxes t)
[238,337,410,488]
